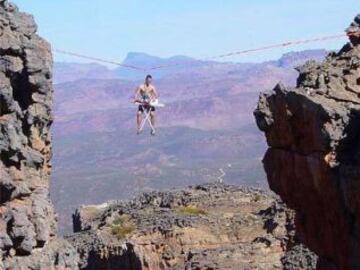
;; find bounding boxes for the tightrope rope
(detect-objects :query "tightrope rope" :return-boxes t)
[54,32,352,72]
[149,33,349,70]
[53,49,146,71]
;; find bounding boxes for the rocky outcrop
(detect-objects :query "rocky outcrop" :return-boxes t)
[68,183,316,270]
[0,1,78,268]
[254,15,360,270]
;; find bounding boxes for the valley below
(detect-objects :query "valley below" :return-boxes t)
[50,50,327,232]
[2,1,359,269]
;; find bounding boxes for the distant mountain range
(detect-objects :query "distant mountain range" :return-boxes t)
[51,49,328,233]
[54,49,327,83]
[116,52,207,79]
[54,62,118,83]
[54,52,208,83]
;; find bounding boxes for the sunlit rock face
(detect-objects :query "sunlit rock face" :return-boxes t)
[0,1,78,268]
[68,183,318,270]
[255,14,360,270]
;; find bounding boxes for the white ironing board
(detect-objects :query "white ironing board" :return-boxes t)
[134,99,165,134]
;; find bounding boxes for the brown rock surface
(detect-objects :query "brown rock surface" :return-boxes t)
[68,183,317,270]
[255,14,360,270]
[0,1,78,268]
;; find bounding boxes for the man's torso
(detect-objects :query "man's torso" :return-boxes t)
[139,84,156,100]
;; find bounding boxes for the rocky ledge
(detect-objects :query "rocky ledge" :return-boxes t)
[255,14,360,270]
[68,183,317,270]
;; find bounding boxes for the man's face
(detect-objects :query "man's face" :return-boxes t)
[145,77,152,85]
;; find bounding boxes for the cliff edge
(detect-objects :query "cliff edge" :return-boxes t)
[68,183,317,270]
[0,1,78,269]
[255,15,360,270]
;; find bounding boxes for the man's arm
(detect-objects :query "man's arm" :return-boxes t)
[133,86,141,101]
[152,86,159,99]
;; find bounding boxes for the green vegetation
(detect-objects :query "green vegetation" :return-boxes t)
[177,206,208,216]
[111,224,136,239]
[110,215,136,239]
[253,194,262,202]
[112,216,126,226]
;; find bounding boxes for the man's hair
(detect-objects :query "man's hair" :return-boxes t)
[145,74,152,80]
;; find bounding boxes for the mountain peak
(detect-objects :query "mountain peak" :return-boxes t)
[123,52,163,66]
[277,49,328,68]
[122,52,196,66]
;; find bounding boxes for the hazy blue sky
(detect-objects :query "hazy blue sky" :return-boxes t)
[13,0,360,65]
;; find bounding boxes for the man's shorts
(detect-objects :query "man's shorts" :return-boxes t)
[138,105,156,113]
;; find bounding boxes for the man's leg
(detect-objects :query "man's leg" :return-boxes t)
[137,111,143,133]
[150,110,156,135]
[150,111,156,127]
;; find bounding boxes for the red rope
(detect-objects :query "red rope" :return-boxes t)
[54,32,354,72]
[53,49,146,71]
[150,33,349,70]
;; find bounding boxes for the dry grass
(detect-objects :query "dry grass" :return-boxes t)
[110,215,136,239]
[177,206,208,216]
[252,194,262,202]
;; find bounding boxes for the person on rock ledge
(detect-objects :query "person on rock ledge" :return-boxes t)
[133,74,159,135]
[346,14,360,46]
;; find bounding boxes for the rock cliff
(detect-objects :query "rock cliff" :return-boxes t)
[0,1,78,269]
[6,0,358,269]
[255,15,360,270]
[68,183,317,270]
